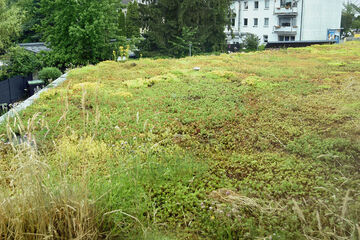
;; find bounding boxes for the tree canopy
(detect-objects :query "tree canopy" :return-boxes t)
[2,0,233,65]
[38,0,119,66]
[126,1,141,38]
[139,0,232,57]
[0,0,23,53]
[342,2,360,36]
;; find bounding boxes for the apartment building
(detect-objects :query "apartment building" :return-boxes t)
[226,0,342,45]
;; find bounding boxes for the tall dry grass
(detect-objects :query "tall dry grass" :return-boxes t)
[0,113,100,240]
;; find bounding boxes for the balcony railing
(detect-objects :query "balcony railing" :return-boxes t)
[273,25,298,34]
[274,7,298,15]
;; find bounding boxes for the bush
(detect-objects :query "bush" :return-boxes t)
[38,67,62,84]
[37,51,71,71]
[243,33,260,51]
[0,69,7,81]
[5,46,42,77]
[258,44,266,51]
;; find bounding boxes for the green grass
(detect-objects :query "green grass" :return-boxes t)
[1,42,360,239]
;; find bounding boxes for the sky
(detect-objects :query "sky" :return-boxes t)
[344,0,360,5]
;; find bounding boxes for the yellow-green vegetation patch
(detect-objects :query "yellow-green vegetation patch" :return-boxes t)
[51,134,113,175]
[124,73,180,88]
[72,82,103,90]
[210,70,237,82]
[1,42,360,239]
[110,90,133,98]
[242,75,262,86]
[328,61,346,67]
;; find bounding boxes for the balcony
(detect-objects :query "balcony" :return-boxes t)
[273,25,298,35]
[274,7,298,15]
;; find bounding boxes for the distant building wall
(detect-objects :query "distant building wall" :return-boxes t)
[301,0,342,41]
[227,0,342,45]
[236,0,276,43]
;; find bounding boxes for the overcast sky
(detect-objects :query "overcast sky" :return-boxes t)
[343,0,359,4]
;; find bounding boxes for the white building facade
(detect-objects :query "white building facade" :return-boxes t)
[226,0,342,45]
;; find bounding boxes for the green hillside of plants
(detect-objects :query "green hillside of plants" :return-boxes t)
[0,42,360,239]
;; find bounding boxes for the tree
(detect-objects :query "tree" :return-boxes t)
[4,46,41,77]
[0,0,23,53]
[351,2,360,32]
[16,0,43,43]
[169,27,201,57]
[38,0,118,67]
[118,10,126,37]
[243,33,260,51]
[351,2,360,13]
[140,0,232,57]
[353,17,360,32]
[342,2,356,37]
[126,1,141,38]
[341,2,360,36]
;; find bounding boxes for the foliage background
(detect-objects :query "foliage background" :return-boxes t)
[139,0,232,57]
[0,0,23,53]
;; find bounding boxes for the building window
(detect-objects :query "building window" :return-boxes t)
[254,1,259,9]
[231,18,236,27]
[264,18,269,27]
[279,17,291,27]
[279,35,295,42]
[265,0,270,9]
[264,35,268,43]
[279,17,296,27]
[244,18,248,26]
[254,18,258,27]
[280,0,292,8]
[244,1,248,10]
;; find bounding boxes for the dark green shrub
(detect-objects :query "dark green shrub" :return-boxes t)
[5,46,42,77]
[37,51,71,71]
[243,33,260,51]
[38,67,62,84]
[0,69,8,81]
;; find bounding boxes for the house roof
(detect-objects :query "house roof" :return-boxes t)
[18,42,51,54]
[122,0,144,4]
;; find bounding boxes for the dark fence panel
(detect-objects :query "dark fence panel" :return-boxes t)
[265,40,336,49]
[0,80,11,104]
[9,75,30,103]
[0,75,32,105]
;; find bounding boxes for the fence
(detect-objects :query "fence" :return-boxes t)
[0,75,32,105]
[265,40,336,49]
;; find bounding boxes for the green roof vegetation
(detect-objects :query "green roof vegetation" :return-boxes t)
[0,42,360,239]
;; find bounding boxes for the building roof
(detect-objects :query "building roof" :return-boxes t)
[18,42,51,54]
[122,0,144,4]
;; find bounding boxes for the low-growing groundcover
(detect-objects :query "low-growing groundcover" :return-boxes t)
[0,42,360,239]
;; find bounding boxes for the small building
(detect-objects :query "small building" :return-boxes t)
[226,0,342,45]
